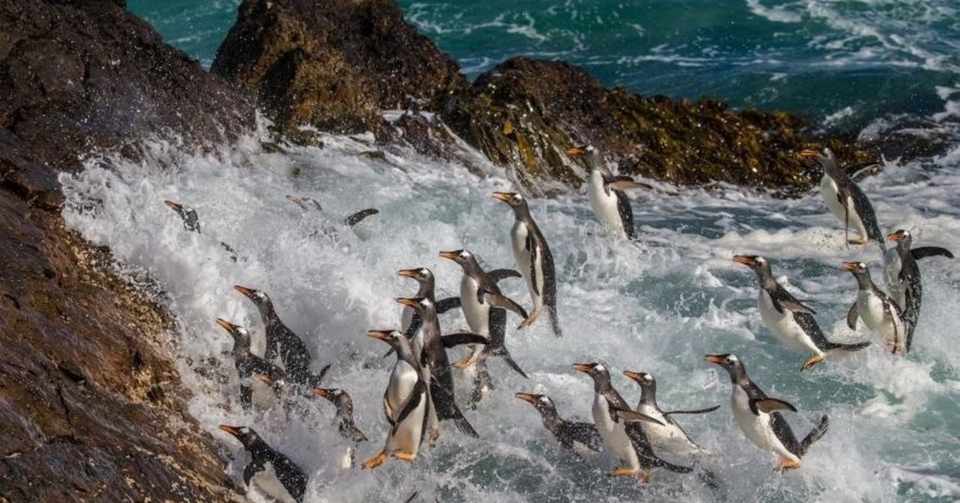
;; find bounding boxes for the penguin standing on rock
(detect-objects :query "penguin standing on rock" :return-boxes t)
[362,330,430,470]
[515,392,603,454]
[800,148,884,248]
[884,229,953,342]
[574,362,692,482]
[215,318,285,411]
[219,425,308,503]
[622,371,718,456]
[492,192,562,337]
[567,145,653,240]
[705,354,828,471]
[734,255,870,369]
[843,261,908,354]
[234,286,314,382]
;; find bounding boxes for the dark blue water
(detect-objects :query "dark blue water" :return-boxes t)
[129,0,960,127]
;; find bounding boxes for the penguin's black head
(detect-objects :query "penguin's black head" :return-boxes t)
[219,425,261,449]
[734,255,774,282]
[215,318,250,346]
[515,392,557,415]
[287,194,322,211]
[164,199,200,232]
[887,229,912,248]
[800,147,838,170]
[396,296,433,315]
[398,267,434,286]
[492,191,527,211]
[705,353,746,382]
[313,387,349,407]
[574,362,610,383]
[566,145,602,170]
[366,329,404,350]
[841,261,868,275]
[234,285,271,306]
[623,370,655,387]
[439,249,479,273]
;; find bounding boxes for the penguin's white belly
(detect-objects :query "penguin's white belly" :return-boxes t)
[511,221,543,308]
[249,462,298,503]
[638,404,698,455]
[387,389,427,458]
[251,378,277,411]
[883,251,906,308]
[821,176,866,240]
[460,275,490,336]
[857,292,887,332]
[593,394,639,469]
[386,361,419,419]
[758,290,819,354]
[338,446,355,470]
[731,388,798,463]
[589,174,625,237]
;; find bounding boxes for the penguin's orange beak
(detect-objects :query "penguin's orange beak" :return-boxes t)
[799,149,820,160]
[887,231,905,242]
[397,269,418,278]
[254,373,273,385]
[491,192,513,203]
[704,354,726,365]
[313,388,331,399]
[623,370,645,382]
[219,425,242,437]
[840,261,859,272]
[164,200,182,210]
[396,297,419,308]
[733,255,756,267]
[566,146,586,157]
[215,318,238,332]
[515,392,539,405]
[234,285,256,298]
[573,363,594,374]
[366,330,393,342]
[438,251,459,262]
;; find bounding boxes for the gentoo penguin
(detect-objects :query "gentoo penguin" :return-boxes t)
[362,330,430,470]
[567,145,652,240]
[705,354,828,470]
[312,387,368,443]
[622,371,718,456]
[800,148,883,247]
[515,392,603,453]
[234,285,314,382]
[216,318,285,411]
[843,261,908,354]
[492,192,562,337]
[397,267,461,358]
[396,297,487,440]
[286,194,380,227]
[734,255,870,369]
[438,249,528,373]
[884,230,953,342]
[219,425,307,503]
[573,362,692,482]
[164,200,201,233]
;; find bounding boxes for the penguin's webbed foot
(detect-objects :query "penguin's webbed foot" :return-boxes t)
[453,354,479,369]
[517,306,542,330]
[775,458,801,472]
[429,428,440,448]
[393,451,417,462]
[800,355,825,371]
[610,467,649,484]
[361,450,387,470]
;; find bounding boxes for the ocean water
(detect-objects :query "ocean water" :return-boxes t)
[62,1,960,502]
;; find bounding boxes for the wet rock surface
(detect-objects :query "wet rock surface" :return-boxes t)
[0,0,253,500]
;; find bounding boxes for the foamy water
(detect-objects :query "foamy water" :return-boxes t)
[58,115,960,501]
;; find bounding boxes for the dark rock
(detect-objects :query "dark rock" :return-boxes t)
[0,0,253,500]
[213,0,468,137]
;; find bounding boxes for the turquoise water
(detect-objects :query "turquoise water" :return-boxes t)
[130,0,960,126]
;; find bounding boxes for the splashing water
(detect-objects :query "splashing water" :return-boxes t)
[59,119,960,501]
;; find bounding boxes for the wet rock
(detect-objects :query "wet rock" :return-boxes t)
[213,0,467,137]
[0,0,253,500]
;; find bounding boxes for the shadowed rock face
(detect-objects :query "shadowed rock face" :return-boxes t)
[0,1,253,500]
[212,0,468,137]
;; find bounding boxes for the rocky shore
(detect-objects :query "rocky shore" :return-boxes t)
[0,0,907,500]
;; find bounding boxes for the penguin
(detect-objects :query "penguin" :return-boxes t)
[800,148,883,248]
[492,192,562,337]
[215,318,286,411]
[705,354,828,471]
[515,392,603,453]
[884,230,953,344]
[573,362,692,482]
[396,297,487,440]
[164,200,201,233]
[567,145,652,240]
[312,387,368,443]
[286,194,380,227]
[622,371,718,456]
[842,261,908,354]
[397,267,461,358]
[438,249,528,377]
[362,330,431,469]
[734,255,870,369]
[234,285,314,383]
[219,425,308,503]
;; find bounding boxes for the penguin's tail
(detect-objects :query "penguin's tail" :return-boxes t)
[450,403,480,438]
[344,208,379,226]
[825,341,871,353]
[489,345,529,379]
[799,415,829,457]
[547,305,563,338]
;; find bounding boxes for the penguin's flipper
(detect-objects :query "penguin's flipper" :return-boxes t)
[749,398,797,415]
[436,297,462,314]
[663,405,720,417]
[912,246,954,260]
[614,190,635,240]
[770,285,816,315]
[798,415,829,457]
[611,407,665,426]
[528,244,541,297]
[441,333,488,348]
[392,380,427,431]
[604,175,654,191]
[239,384,253,410]
[488,269,522,284]
[493,346,528,379]
[546,305,563,338]
[846,302,860,330]
[449,401,480,438]
[344,208,379,226]
[485,292,529,320]
[310,363,333,387]
[383,391,396,427]
[562,421,604,452]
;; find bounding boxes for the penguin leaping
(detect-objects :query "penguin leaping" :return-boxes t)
[492,192,562,337]
[843,261,908,354]
[734,255,870,369]
[515,392,603,453]
[884,229,953,346]
[219,425,308,503]
[397,267,461,359]
[215,318,286,411]
[164,200,201,233]
[567,145,652,240]
[622,371,718,457]
[705,354,828,471]
[800,148,884,248]
[234,285,314,383]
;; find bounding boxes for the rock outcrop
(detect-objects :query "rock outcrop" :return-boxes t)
[0,1,254,500]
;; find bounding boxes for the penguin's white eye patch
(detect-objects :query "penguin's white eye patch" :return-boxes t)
[539,397,550,403]
[595,364,605,372]
[728,355,738,362]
